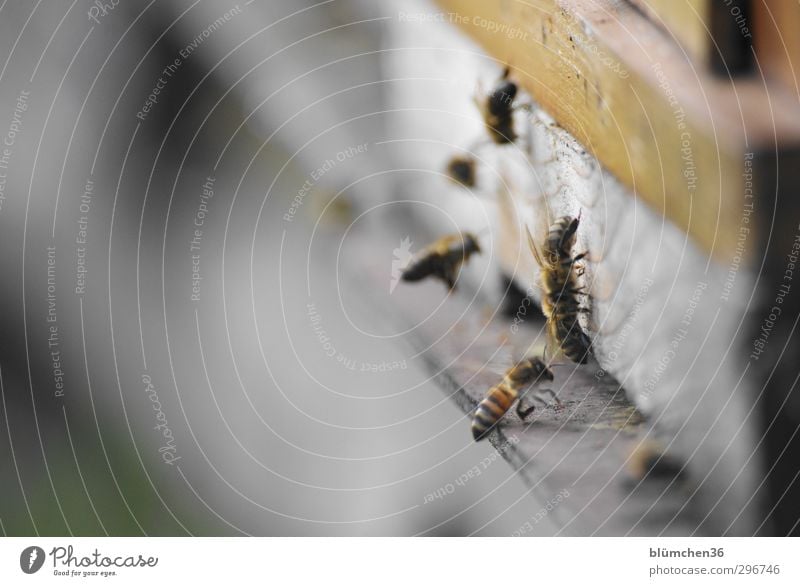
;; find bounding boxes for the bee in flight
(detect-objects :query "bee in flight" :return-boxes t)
[526,215,593,364]
[472,356,558,441]
[475,65,523,145]
[444,66,530,188]
[445,155,477,187]
[401,232,481,291]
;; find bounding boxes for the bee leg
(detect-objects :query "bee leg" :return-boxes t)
[560,217,580,248]
[537,388,561,406]
[528,389,558,409]
[558,256,585,270]
[576,250,598,264]
[516,399,536,420]
[567,262,586,278]
[444,265,459,292]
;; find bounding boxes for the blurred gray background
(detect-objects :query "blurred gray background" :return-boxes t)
[0,0,554,535]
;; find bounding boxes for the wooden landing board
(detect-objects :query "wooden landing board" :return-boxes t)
[348,230,701,535]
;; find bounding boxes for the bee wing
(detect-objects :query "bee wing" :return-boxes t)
[525,224,545,269]
[461,354,515,378]
[429,234,458,256]
[402,235,457,281]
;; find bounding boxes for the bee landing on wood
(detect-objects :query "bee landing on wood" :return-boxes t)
[526,215,593,364]
[471,357,558,441]
[400,232,481,292]
[476,66,523,145]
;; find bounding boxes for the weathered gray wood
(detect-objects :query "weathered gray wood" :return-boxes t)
[348,236,700,535]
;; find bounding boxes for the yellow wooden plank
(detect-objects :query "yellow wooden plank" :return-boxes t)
[754,1,800,91]
[435,0,800,262]
[627,0,711,64]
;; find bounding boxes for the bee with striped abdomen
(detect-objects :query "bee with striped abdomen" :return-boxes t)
[526,215,593,364]
[471,357,558,441]
[401,232,481,292]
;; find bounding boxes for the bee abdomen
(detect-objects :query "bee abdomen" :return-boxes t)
[546,216,579,257]
[558,322,592,364]
[401,257,439,282]
[471,387,515,441]
[489,121,516,144]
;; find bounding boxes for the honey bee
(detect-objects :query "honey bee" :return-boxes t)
[475,66,521,145]
[446,155,477,187]
[472,357,557,441]
[401,232,481,291]
[626,440,687,485]
[526,215,593,364]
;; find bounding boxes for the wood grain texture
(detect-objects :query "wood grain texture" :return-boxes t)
[349,238,701,535]
[434,0,800,261]
[754,1,800,91]
[627,0,711,64]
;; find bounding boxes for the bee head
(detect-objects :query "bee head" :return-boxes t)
[523,357,554,383]
[509,357,549,384]
[464,233,481,255]
[488,81,518,114]
[447,156,476,187]
[556,216,580,255]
